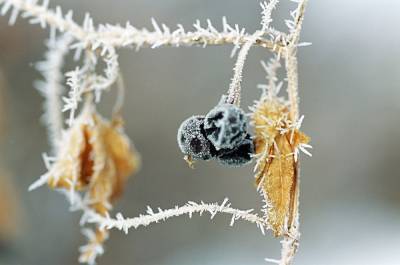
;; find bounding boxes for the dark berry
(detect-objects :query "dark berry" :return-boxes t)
[216,134,254,167]
[204,103,248,150]
[177,115,216,160]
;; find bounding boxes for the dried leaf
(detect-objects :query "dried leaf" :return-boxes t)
[46,105,140,207]
[253,97,309,236]
[39,105,140,263]
[34,103,141,217]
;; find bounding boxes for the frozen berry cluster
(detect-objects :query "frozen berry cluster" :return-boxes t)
[177,100,254,167]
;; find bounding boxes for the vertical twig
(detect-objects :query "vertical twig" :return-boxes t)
[285,0,308,122]
[112,73,125,118]
[35,34,73,153]
[280,1,308,264]
[285,47,300,121]
[226,32,261,106]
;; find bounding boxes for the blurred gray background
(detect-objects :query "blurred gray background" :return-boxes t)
[1,0,400,264]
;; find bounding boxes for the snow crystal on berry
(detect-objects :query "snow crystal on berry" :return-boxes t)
[216,134,254,167]
[204,103,248,150]
[177,115,216,160]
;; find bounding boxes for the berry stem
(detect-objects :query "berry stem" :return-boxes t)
[226,32,261,106]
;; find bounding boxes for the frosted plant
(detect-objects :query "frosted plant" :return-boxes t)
[0,0,311,264]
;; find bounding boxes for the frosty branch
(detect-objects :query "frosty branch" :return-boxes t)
[85,198,269,235]
[35,34,73,153]
[0,0,287,52]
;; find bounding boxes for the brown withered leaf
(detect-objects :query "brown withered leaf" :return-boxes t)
[35,105,141,263]
[43,105,140,211]
[45,120,91,190]
[85,114,140,213]
[253,98,309,237]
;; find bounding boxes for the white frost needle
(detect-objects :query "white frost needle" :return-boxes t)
[265,258,281,264]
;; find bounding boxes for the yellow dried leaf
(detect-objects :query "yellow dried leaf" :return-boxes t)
[87,114,140,208]
[253,98,309,237]
[45,105,140,210]
[47,120,89,190]
[36,105,141,264]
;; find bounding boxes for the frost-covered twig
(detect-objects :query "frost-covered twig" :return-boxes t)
[112,73,126,117]
[0,0,86,38]
[285,48,300,121]
[227,32,260,105]
[260,0,279,33]
[0,0,285,53]
[79,228,108,265]
[278,2,308,263]
[279,231,300,265]
[58,189,110,265]
[226,0,282,106]
[285,0,308,121]
[35,33,73,153]
[259,55,282,98]
[62,45,119,126]
[66,192,269,263]
[87,198,269,235]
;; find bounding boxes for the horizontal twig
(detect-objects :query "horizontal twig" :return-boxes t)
[0,0,286,52]
[85,198,269,235]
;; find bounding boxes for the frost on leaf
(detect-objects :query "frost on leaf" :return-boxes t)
[252,97,309,237]
[31,104,140,264]
[43,104,140,213]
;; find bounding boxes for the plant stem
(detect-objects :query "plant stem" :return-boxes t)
[86,199,269,234]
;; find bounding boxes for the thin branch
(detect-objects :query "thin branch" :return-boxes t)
[0,0,285,53]
[285,48,299,121]
[63,191,270,264]
[260,0,280,33]
[79,228,109,265]
[285,0,308,121]
[62,46,119,126]
[227,32,260,105]
[280,2,308,264]
[86,199,269,235]
[112,73,125,118]
[35,33,73,153]
[0,0,86,36]
[259,55,282,98]
[279,232,300,265]
[288,0,308,44]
